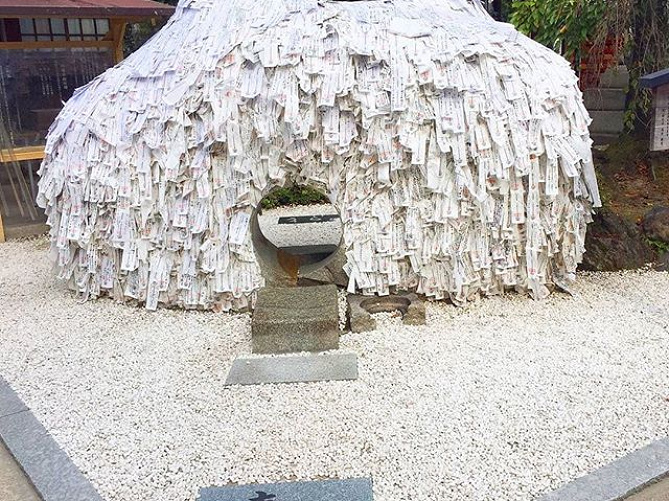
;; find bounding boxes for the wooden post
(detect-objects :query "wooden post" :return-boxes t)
[110,19,128,64]
[0,206,5,243]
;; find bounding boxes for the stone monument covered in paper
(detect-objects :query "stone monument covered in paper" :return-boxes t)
[36,0,601,311]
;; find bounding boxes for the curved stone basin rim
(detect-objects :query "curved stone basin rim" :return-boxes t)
[250,200,344,285]
[359,296,411,315]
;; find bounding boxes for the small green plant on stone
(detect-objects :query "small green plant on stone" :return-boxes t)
[646,238,669,255]
[261,185,329,209]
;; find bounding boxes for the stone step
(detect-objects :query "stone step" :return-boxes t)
[599,66,630,89]
[538,438,669,501]
[0,376,104,501]
[589,110,625,135]
[251,284,340,354]
[591,133,621,146]
[584,88,626,111]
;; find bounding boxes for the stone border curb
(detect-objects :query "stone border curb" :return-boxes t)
[0,375,104,501]
[538,438,669,501]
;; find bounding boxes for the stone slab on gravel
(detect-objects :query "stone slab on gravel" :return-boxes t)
[539,438,669,501]
[198,477,372,501]
[225,353,358,386]
[252,285,339,354]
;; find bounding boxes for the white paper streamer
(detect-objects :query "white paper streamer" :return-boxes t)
[37,0,601,311]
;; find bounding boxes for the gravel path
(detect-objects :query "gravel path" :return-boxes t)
[1,238,669,501]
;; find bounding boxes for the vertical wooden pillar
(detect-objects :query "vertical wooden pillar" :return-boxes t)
[0,206,5,243]
[110,19,128,64]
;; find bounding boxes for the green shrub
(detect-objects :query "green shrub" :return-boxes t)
[646,238,669,255]
[509,0,605,61]
[261,185,329,209]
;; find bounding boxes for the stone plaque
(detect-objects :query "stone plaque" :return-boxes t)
[198,478,373,501]
[651,85,669,152]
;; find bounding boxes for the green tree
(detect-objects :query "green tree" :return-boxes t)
[509,0,605,64]
[616,0,669,132]
[509,0,669,136]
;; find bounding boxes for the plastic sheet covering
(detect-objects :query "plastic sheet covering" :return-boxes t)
[36,0,601,311]
[0,119,44,228]
[0,47,113,147]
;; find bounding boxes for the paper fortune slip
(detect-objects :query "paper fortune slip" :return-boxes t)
[37,0,601,311]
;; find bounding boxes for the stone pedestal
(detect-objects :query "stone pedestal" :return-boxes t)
[251,285,340,354]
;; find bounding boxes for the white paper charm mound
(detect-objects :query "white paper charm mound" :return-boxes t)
[36,0,601,312]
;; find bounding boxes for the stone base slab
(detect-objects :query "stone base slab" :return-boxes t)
[225,353,358,386]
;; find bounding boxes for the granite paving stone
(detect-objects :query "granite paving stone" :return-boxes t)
[198,477,372,501]
[225,353,358,386]
[539,439,669,501]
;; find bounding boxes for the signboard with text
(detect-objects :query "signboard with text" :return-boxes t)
[651,85,669,152]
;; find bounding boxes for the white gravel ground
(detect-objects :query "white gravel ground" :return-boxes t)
[257,204,342,248]
[1,237,669,501]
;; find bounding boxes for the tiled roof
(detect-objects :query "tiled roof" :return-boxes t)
[0,0,174,19]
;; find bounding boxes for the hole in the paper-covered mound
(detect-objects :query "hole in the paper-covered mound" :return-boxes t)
[360,296,411,316]
[250,185,343,285]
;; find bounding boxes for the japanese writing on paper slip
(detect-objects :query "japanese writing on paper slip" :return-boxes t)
[37,0,601,311]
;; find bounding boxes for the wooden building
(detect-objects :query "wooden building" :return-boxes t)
[0,0,173,241]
